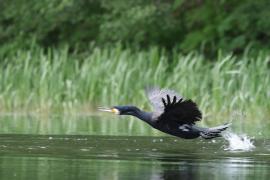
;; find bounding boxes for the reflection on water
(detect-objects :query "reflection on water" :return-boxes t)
[0,114,269,138]
[0,115,156,135]
[0,135,269,180]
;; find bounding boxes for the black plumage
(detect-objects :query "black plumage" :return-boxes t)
[99,88,230,139]
[159,95,202,125]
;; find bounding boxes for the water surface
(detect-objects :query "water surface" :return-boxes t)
[0,135,269,180]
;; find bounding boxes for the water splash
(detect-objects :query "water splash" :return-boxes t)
[222,131,255,151]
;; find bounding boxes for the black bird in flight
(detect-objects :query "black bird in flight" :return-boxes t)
[99,88,230,139]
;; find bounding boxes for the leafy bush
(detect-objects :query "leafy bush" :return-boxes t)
[1,0,270,55]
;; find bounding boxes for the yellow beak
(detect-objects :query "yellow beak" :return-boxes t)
[98,107,120,115]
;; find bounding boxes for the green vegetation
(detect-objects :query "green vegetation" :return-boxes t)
[0,0,269,136]
[0,45,269,134]
[1,0,270,55]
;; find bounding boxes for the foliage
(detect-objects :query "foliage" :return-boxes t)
[1,0,270,55]
[0,45,269,129]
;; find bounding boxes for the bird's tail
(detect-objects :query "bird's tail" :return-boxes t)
[200,123,231,139]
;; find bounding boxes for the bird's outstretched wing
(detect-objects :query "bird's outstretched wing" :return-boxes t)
[158,95,202,125]
[145,87,183,119]
[145,87,202,124]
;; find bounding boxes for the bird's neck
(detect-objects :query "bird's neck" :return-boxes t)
[132,109,153,125]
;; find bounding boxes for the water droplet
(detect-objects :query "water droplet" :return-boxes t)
[223,132,255,151]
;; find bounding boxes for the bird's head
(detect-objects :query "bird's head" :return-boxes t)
[98,106,140,115]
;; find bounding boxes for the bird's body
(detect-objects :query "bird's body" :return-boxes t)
[99,88,230,139]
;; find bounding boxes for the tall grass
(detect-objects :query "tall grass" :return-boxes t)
[0,44,269,135]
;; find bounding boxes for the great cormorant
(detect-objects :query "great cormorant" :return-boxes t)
[99,88,230,139]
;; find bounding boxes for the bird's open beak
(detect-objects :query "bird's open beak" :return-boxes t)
[98,107,120,115]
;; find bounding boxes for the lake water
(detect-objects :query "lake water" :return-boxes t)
[0,135,269,180]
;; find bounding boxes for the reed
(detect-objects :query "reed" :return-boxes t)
[0,45,269,135]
